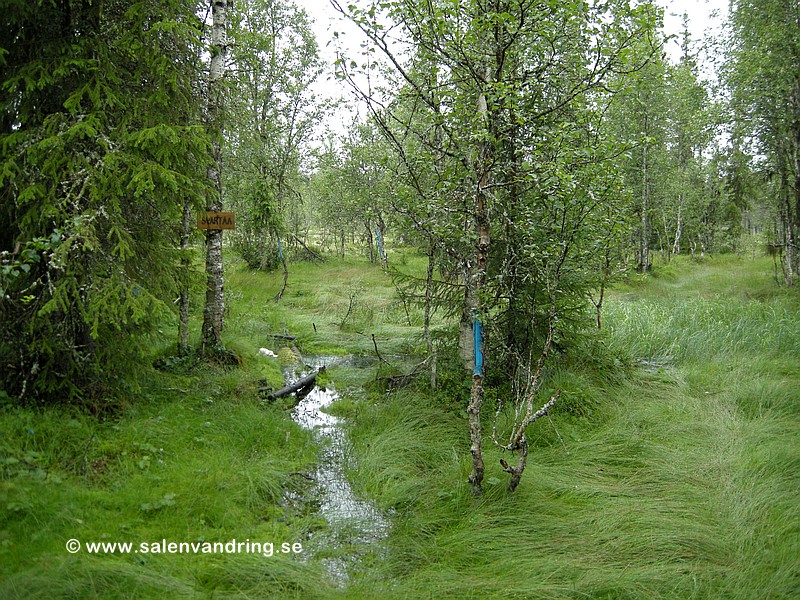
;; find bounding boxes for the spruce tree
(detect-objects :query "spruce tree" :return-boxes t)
[0,0,210,403]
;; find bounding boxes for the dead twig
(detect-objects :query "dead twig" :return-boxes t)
[372,333,395,369]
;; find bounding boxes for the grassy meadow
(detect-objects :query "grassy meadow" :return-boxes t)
[1,251,798,598]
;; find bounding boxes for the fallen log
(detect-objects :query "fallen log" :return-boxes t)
[265,333,297,341]
[264,367,324,401]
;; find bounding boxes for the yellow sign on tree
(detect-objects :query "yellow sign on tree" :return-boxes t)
[197,212,235,230]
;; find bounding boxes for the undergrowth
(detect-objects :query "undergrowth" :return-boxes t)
[1,252,798,598]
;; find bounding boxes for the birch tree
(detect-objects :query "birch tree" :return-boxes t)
[225,0,324,271]
[202,0,233,351]
[334,0,659,493]
[661,25,714,260]
[607,35,669,272]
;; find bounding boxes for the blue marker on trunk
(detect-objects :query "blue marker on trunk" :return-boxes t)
[473,317,483,377]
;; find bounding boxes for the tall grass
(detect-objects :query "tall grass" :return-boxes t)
[0,371,332,598]
[224,253,429,360]
[605,294,800,364]
[335,254,800,599]
[2,252,798,598]
[0,251,430,599]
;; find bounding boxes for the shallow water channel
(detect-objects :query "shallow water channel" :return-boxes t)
[283,356,390,583]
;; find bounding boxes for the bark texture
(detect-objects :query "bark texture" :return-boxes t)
[179,200,192,355]
[467,82,491,496]
[266,368,323,401]
[424,245,437,390]
[201,0,232,351]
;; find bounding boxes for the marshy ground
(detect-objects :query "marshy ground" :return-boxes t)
[1,251,798,598]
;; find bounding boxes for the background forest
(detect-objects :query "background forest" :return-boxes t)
[2,0,797,404]
[1,0,798,597]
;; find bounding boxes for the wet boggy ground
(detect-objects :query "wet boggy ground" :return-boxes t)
[284,356,390,583]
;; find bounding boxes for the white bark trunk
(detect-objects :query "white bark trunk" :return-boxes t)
[424,244,437,390]
[202,0,232,350]
[640,117,650,271]
[467,75,491,496]
[179,200,192,355]
[672,199,683,256]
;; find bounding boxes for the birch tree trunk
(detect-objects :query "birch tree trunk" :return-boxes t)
[364,220,375,264]
[672,198,683,256]
[781,173,795,285]
[640,126,650,272]
[467,77,492,496]
[179,199,192,355]
[202,0,231,351]
[424,241,437,390]
[791,118,800,283]
[377,215,388,270]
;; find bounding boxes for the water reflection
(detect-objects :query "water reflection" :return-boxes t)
[285,357,390,583]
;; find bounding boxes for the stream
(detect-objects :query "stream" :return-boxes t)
[283,356,390,583]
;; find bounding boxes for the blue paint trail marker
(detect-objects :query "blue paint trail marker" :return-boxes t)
[473,317,484,377]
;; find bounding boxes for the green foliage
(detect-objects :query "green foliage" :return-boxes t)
[331,0,665,377]
[724,0,800,282]
[0,0,211,403]
[606,256,800,364]
[605,17,742,269]
[0,365,326,598]
[303,124,395,265]
[225,0,325,270]
[1,247,797,597]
